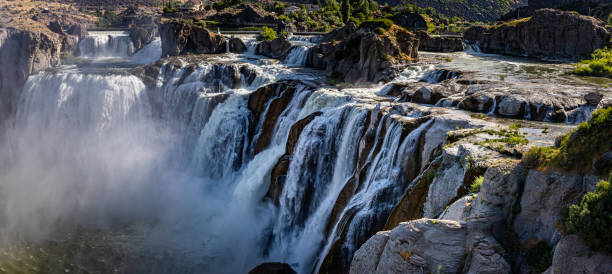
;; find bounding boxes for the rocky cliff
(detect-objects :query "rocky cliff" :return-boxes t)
[464,9,611,59]
[0,28,63,126]
[307,22,419,84]
[350,108,612,273]
[160,20,246,57]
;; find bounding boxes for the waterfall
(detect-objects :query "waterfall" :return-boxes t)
[284,46,310,66]
[77,31,135,58]
[131,37,162,64]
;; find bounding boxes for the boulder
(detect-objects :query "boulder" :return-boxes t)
[256,37,292,59]
[464,9,611,58]
[249,262,296,274]
[160,21,238,57]
[417,31,463,52]
[546,235,612,274]
[458,92,494,113]
[308,23,419,83]
[495,94,528,118]
[212,4,279,27]
[584,91,603,106]
[229,37,247,53]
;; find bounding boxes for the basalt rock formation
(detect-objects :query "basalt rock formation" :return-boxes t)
[464,9,611,59]
[307,23,419,83]
[256,37,293,60]
[0,27,63,126]
[160,20,245,57]
[417,31,463,52]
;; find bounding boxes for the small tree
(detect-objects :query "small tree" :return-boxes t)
[608,13,612,26]
[563,180,612,254]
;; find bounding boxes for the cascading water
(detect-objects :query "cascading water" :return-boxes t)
[284,46,310,66]
[78,31,135,58]
[2,30,556,274]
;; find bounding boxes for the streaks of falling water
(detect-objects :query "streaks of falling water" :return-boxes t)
[77,31,135,58]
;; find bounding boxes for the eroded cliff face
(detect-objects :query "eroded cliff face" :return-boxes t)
[159,21,246,57]
[350,113,612,274]
[307,23,419,84]
[464,9,611,58]
[0,28,63,126]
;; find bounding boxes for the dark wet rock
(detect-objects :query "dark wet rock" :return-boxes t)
[458,92,494,113]
[549,109,567,123]
[160,20,244,57]
[229,37,247,53]
[308,23,419,83]
[417,31,463,52]
[249,262,296,274]
[464,9,611,58]
[584,91,604,106]
[66,24,88,38]
[400,85,451,105]
[47,21,64,35]
[256,37,292,59]
[593,151,612,174]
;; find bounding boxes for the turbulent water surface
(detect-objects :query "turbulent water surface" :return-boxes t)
[0,33,602,273]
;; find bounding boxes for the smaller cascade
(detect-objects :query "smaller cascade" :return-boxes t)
[284,46,310,66]
[77,31,135,58]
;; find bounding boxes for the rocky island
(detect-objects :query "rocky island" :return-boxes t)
[0,0,611,274]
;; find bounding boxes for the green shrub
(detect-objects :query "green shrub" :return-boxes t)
[163,1,179,13]
[469,176,484,193]
[563,180,612,254]
[574,47,612,78]
[525,241,553,273]
[257,26,277,41]
[374,27,385,35]
[608,13,612,26]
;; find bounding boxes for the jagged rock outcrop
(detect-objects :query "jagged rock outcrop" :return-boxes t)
[0,27,63,126]
[417,31,463,52]
[256,37,292,59]
[160,21,245,57]
[249,262,296,274]
[307,23,419,83]
[353,162,524,274]
[464,9,611,59]
[513,170,600,245]
[545,235,612,274]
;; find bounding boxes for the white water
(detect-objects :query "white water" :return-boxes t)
[78,31,135,58]
[284,46,310,66]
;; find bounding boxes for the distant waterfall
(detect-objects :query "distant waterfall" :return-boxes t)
[78,31,135,58]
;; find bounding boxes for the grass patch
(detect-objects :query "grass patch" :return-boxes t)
[359,19,394,31]
[469,176,484,193]
[574,47,612,78]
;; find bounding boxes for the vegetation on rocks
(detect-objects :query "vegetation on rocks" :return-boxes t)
[574,47,612,78]
[469,175,484,193]
[257,26,277,41]
[525,241,554,273]
[562,180,612,254]
[523,107,612,174]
